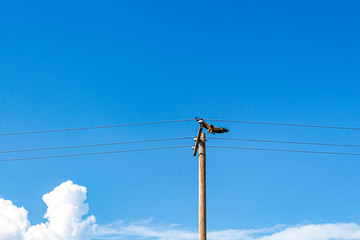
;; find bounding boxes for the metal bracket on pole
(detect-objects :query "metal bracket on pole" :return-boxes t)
[193,120,204,156]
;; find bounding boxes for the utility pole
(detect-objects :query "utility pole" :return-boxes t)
[193,118,228,240]
[193,120,206,240]
[198,132,206,240]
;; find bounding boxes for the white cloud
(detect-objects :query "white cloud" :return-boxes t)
[1,180,360,240]
[93,220,198,240]
[93,222,360,240]
[258,223,360,240]
[0,181,95,240]
[0,199,29,240]
[25,181,95,240]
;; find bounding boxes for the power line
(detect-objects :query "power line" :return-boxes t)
[208,146,360,156]
[0,137,194,154]
[3,143,360,162]
[208,137,360,148]
[0,145,192,162]
[0,119,193,136]
[3,118,359,137]
[206,119,360,131]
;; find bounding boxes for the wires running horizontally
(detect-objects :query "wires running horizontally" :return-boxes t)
[3,118,359,137]
[0,145,192,162]
[208,146,360,156]
[0,137,194,154]
[206,119,360,131]
[208,137,360,148]
[0,119,193,136]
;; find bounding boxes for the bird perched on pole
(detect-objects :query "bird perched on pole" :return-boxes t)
[195,117,229,135]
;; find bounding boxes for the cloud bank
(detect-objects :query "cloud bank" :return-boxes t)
[0,181,95,240]
[1,180,360,240]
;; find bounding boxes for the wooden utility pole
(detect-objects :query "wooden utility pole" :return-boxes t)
[199,132,206,240]
[193,117,228,240]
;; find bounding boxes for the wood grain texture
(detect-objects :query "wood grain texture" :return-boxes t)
[199,132,206,240]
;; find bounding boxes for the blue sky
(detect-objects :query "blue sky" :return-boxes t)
[1,1,360,239]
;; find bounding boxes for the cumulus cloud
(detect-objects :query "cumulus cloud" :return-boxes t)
[1,180,360,240]
[0,199,29,240]
[0,181,95,240]
[25,181,95,240]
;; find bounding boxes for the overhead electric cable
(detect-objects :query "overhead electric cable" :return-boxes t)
[0,145,192,162]
[0,119,193,136]
[206,119,360,131]
[0,137,194,154]
[208,137,360,148]
[208,146,360,156]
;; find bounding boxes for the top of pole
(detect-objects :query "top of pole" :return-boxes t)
[193,119,204,156]
[193,117,229,156]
